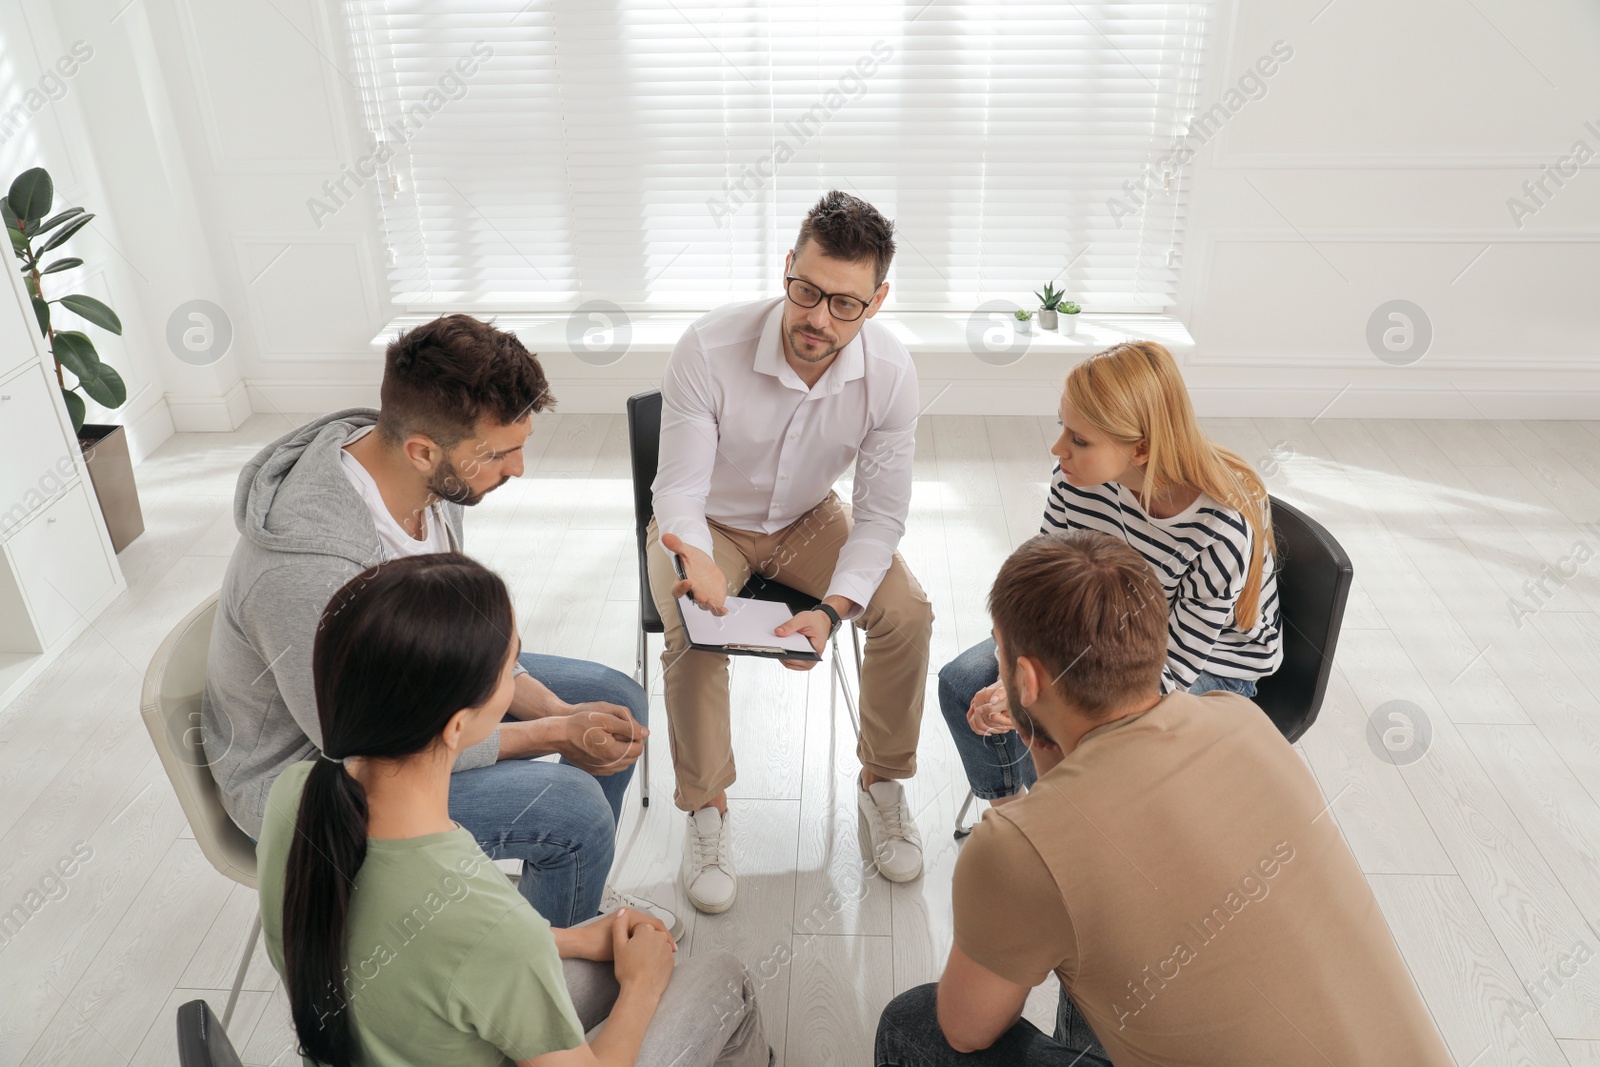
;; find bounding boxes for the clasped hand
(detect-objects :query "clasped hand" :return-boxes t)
[556,702,646,775]
[966,680,1014,736]
[559,908,677,998]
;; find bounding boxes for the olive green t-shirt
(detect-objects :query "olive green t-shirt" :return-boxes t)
[257,761,586,1066]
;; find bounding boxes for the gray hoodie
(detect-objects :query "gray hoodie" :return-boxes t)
[201,408,501,838]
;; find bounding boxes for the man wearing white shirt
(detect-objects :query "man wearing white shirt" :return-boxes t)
[648,191,933,913]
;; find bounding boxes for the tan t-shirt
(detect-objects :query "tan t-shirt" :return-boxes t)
[953,691,1452,1067]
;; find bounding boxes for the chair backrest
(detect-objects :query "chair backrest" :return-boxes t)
[1252,497,1354,742]
[625,389,664,552]
[139,593,258,889]
[626,391,665,631]
[176,999,245,1067]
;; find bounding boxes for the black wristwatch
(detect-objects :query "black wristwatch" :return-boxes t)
[815,602,843,636]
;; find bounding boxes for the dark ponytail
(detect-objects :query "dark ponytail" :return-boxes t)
[281,552,514,1066]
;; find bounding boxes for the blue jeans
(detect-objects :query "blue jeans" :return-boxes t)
[938,638,1258,800]
[876,983,1112,1066]
[515,651,649,823]
[447,652,648,927]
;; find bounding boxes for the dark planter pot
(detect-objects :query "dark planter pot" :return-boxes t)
[78,423,143,553]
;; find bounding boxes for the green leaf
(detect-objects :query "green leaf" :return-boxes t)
[77,359,125,409]
[61,388,86,434]
[53,329,100,380]
[39,257,82,275]
[31,207,85,237]
[2,203,25,258]
[58,294,122,335]
[31,295,49,338]
[8,168,53,224]
[36,212,93,255]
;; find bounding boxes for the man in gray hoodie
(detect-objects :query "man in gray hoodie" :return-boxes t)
[201,314,676,933]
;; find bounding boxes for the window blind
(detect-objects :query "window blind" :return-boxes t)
[342,1,1209,313]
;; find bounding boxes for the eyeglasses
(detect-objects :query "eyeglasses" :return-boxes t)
[784,276,873,322]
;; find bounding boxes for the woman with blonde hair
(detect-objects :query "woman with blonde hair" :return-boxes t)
[938,340,1283,808]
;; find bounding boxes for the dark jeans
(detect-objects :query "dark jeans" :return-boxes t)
[938,638,1258,800]
[447,651,649,926]
[876,983,1112,1066]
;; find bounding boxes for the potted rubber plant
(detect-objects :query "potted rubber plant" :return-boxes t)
[1059,300,1082,337]
[1035,282,1065,330]
[1012,307,1033,335]
[4,166,143,551]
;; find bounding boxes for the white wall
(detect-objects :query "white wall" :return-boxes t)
[1174,0,1600,418]
[4,0,1596,465]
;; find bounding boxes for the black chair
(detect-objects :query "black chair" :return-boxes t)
[176,1000,245,1067]
[953,494,1354,836]
[626,390,863,807]
[1249,496,1352,742]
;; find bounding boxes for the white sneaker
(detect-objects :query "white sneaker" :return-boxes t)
[681,807,738,913]
[600,884,684,942]
[858,779,924,883]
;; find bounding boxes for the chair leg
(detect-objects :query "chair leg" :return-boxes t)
[953,787,977,840]
[830,630,862,742]
[635,613,647,688]
[223,911,262,1030]
[637,624,651,808]
[640,733,651,808]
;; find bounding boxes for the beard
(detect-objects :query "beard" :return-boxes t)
[427,459,505,507]
[786,322,841,363]
[1006,677,1058,749]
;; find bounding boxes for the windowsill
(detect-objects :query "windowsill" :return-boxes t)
[369,311,1193,363]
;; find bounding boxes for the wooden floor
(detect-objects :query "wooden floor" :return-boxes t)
[3,411,1600,1066]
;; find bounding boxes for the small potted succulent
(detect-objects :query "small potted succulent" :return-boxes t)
[1012,307,1033,335]
[1058,300,1082,337]
[1035,282,1066,330]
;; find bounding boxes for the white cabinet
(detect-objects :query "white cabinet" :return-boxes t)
[0,362,77,534]
[0,236,124,707]
[0,229,40,382]
[7,484,117,647]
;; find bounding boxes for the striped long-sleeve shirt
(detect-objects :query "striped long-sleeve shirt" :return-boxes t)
[1041,467,1283,693]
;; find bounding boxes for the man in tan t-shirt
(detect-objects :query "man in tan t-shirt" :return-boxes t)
[876,531,1453,1066]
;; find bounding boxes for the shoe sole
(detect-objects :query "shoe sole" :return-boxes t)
[685,882,737,914]
[858,807,923,883]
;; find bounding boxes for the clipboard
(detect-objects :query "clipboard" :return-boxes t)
[672,553,823,661]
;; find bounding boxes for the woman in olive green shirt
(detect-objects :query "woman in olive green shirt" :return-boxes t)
[257,552,769,1067]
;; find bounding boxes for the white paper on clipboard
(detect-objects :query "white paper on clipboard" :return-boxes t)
[676,594,817,655]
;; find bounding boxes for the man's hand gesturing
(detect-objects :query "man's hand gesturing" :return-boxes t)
[663,533,729,615]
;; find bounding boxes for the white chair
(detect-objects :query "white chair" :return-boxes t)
[139,592,260,1029]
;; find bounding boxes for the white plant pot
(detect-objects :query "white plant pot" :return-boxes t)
[1059,313,1079,337]
[1014,319,1033,335]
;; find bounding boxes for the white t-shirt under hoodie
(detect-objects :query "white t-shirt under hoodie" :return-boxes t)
[338,425,452,561]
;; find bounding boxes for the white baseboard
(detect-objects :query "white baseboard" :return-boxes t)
[166,379,253,433]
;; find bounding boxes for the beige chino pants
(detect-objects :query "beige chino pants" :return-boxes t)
[646,492,934,812]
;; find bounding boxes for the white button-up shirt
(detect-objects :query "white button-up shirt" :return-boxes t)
[652,296,919,613]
